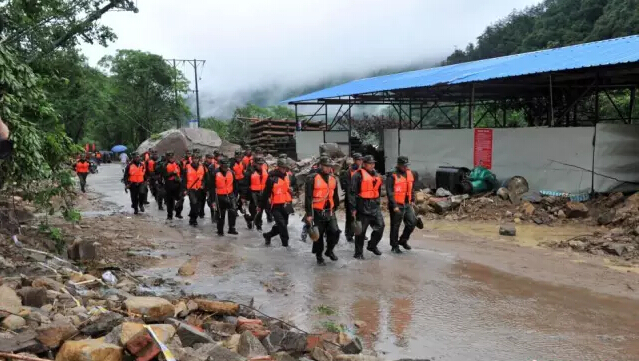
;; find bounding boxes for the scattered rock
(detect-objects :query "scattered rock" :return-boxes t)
[605,243,627,256]
[187,299,199,312]
[311,346,333,361]
[55,338,122,361]
[521,202,535,217]
[557,210,566,219]
[0,330,44,354]
[80,312,124,336]
[238,330,268,358]
[0,285,22,315]
[32,277,65,292]
[496,187,509,200]
[435,188,452,197]
[36,320,78,348]
[281,332,307,352]
[499,224,516,237]
[178,257,197,276]
[341,337,363,354]
[206,320,236,340]
[273,351,299,361]
[414,192,427,204]
[564,202,589,218]
[174,301,188,318]
[237,322,270,339]
[598,210,616,225]
[105,322,175,346]
[337,332,352,346]
[223,333,241,352]
[261,326,286,353]
[0,255,15,270]
[429,198,452,214]
[67,239,99,261]
[124,296,175,322]
[194,299,239,315]
[171,319,214,347]
[335,354,381,361]
[606,192,625,208]
[2,315,26,330]
[204,343,246,361]
[568,240,587,252]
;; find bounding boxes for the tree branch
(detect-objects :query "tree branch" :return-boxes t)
[26,0,129,64]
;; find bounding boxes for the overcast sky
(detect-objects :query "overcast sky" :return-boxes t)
[82,0,541,116]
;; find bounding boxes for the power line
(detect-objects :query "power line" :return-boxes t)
[165,58,206,128]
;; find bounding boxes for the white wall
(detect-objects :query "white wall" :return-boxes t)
[383,129,399,172]
[594,124,639,192]
[392,127,597,193]
[295,131,324,160]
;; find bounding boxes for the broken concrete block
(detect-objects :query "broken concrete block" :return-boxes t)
[17,287,48,308]
[194,299,239,315]
[499,224,517,237]
[80,312,124,336]
[124,296,174,322]
[237,330,268,358]
[36,320,78,348]
[55,338,122,361]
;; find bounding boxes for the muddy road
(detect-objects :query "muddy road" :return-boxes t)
[88,164,639,361]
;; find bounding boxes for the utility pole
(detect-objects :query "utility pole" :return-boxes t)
[165,58,206,128]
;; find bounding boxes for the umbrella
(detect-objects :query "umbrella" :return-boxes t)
[111,145,127,153]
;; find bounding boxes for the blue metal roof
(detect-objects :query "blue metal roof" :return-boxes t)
[284,35,639,103]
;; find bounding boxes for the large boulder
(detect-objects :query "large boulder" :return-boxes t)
[136,128,240,158]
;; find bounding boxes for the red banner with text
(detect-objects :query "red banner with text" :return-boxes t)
[473,128,493,169]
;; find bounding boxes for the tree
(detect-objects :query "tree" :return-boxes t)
[200,117,229,139]
[0,0,138,63]
[97,50,190,146]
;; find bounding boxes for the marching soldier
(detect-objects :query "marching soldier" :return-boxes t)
[231,150,249,224]
[246,156,268,231]
[146,152,163,210]
[305,156,341,265]
[75,154,90,193]
[261,158,293,247]
[340,153,363,243]
[210,158,239,235]
[184,155,206,226]
[123,152,147,215]
[350,155,384,259]
[386,156,417,253]
[162,152,183,220]
[242,147,253,168]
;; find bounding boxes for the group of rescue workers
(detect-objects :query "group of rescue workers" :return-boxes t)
[77,146,419,265]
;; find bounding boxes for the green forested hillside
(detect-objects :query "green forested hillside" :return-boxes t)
[445,0,639,64]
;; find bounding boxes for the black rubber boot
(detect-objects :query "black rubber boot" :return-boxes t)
[316,255,326,266]
[367,246,382,256]
[325,251,338,261]
[263,233,271,246]
[353,252,364,260]
[228,228,238,235]
[392,246,403,254]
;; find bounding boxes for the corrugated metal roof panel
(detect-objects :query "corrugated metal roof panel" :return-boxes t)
[284,35,639,103]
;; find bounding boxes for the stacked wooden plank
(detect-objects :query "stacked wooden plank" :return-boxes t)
[246,118,324,156]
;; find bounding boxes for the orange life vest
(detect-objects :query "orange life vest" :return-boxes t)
[359,169,381,199]
[270,176,292,205]
[393,170,414,205]
[261,163,268,173]
[75,161,89,174]
[215,171,234,195]
[312,174,336,210]
[165,162,181,181]
[250,170,268,192]
[242,155,253,168]
[147,159,156,173]
[186,164,205,190]
[232,161,245,180]
[128,163,145,183]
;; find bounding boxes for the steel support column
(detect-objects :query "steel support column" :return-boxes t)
[469,84,475,128]
[549,74,555,127]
